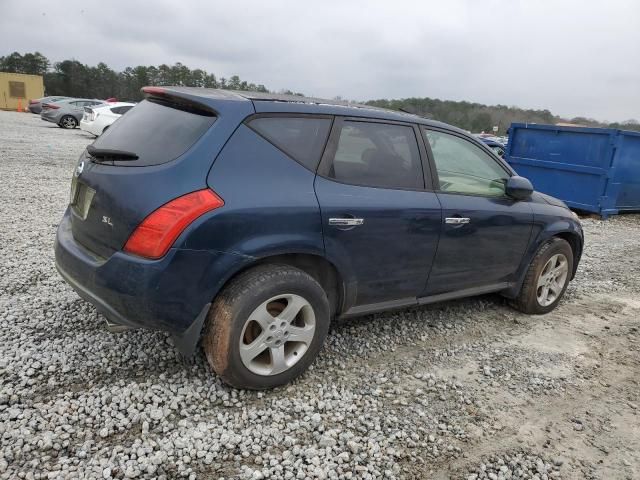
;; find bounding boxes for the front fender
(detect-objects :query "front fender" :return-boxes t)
[503,215,583,298]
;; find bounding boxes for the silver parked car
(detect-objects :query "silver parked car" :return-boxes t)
[28,96,69,114]
[41,98,106,129]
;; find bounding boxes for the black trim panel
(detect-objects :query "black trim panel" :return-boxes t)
[340,297,417,318]
[417,283,511,305]
[339,282,512,318]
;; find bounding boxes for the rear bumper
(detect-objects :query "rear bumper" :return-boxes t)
[56,258,135,329]
[55,208,251,351]
[80,120,101,136]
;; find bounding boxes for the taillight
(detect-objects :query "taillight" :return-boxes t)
[123,189,224,259]
[44,104,60,110]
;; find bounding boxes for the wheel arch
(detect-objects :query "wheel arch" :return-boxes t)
[503,223,583,299]
[59,114,78,128]
[530,219,583,279]
[553,231,582,278]
[171,251,348,357]
[224,252,346,318]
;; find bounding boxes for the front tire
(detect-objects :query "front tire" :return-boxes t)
[512,238,573,314]
[203,265,330,389]
[59,115,78,129]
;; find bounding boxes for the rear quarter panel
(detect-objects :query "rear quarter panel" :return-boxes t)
[196,124,325,260]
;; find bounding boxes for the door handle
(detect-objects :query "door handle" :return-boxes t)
[445,217,470,225]
[328,217,364,227]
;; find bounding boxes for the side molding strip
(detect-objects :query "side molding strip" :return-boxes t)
[339,283,512,318]
[417,283,511,305]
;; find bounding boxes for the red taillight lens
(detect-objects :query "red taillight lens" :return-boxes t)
[123,189,224,259]
[44,103,60,109]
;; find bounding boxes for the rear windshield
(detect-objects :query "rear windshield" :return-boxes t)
[92,98,216,166]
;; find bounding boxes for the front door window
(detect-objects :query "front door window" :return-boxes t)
[424,129,510,196]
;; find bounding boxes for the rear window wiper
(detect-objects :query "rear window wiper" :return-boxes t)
[87,145,139,161]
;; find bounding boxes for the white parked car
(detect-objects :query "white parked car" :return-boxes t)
[80,102,136,136]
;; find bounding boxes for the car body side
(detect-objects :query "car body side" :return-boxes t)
[80,102,136,136]
[54,88,583,355]
[28,96,69,114]
[41,98,105,125]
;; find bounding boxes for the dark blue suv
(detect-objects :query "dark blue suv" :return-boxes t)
[55,87,583,389]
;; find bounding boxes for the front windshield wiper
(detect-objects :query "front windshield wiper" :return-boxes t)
[87,145,139,161]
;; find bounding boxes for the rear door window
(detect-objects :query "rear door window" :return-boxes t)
[92,99,216,166]
[327,120,424,189]
[248,116,332,171]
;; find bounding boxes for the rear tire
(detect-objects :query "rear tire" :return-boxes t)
[59,115,78,129]
[203,265,330,389]
[512,238,573,314]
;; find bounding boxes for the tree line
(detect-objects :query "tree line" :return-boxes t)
[2,51,638,133]
[366,98,640,134]
[0,51,273,101]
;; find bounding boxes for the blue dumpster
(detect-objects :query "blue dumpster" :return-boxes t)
[505,123,640,217]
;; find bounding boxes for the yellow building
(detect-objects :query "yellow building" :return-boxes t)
[0,72,45,111]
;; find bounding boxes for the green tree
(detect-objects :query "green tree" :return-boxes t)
[0,51,48,75]
[5,50,634,133]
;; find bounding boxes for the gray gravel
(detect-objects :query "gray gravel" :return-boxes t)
[1,111,639,479]
[465,452,563,480]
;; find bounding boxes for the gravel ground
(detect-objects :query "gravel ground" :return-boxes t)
[0,111,639,480]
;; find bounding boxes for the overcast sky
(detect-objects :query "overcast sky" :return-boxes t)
[1,0,638,122]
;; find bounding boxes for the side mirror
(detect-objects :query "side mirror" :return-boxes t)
[505,176,533,200]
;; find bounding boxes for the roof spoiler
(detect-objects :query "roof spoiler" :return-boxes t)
[141,86,217,115]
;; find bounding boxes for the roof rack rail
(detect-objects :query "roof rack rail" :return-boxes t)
[398,107,433,120]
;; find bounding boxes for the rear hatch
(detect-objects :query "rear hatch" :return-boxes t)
[69,94,218,258]
[82,106,95,122]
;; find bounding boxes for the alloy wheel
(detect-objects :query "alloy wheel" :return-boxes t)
[536,253,569,307]
[61,117,76,128]
[239,294,316,376]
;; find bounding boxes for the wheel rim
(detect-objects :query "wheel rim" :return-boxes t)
[62,117,76,128]
[536,253,569,307]
[239,294,316,376]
